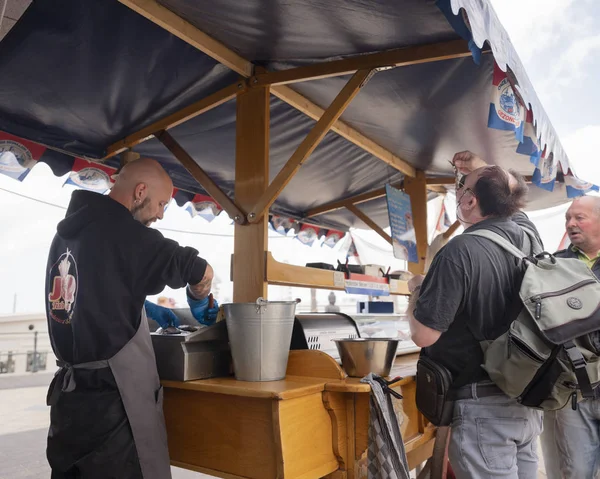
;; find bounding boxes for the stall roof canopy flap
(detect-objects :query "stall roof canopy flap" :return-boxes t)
[0,0,575,230]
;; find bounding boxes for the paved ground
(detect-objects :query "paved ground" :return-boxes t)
[0,373,209,479]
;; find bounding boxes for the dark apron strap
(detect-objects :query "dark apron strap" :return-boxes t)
[47,359,110,406]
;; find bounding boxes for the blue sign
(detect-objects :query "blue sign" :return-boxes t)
[345,279,390,297]
[385,184,418,263]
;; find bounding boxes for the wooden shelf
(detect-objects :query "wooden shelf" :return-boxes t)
[265,251,410,295]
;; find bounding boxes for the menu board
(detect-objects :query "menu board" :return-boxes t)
[385,184,418,263]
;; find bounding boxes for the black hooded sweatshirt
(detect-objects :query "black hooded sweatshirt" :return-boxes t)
[45,190,207,387]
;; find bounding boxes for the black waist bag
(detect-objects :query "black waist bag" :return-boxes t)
[416,356,455,426]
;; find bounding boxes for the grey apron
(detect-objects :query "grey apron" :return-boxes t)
[48,309,171,479]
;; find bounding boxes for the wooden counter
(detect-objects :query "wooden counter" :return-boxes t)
[162,350,433,479]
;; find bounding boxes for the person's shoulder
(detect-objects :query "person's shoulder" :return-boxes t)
[511,211,540,234]
[427,234,477,271]
[442,232,483,252]
[554,248,573,258]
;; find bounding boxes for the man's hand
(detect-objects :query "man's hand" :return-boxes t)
[187,292,220,326]
[452,151,487,175]
[408,274,425,293]
[144,300,180,329]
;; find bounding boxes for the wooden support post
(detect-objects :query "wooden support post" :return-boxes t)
[427,185,447,194]
[121,150,140,164]
[443,220,461,239]
[426,177,455,186]
[404,170,428,275]
[248,69,375,224]
[346,204,392,245]
[114,150,141,175]
[233,86,270,302]
[155,130,246,224]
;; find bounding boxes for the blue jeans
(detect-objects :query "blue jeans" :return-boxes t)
[554,398,600,478]
[540,411,562,479]
[449,393,543,478]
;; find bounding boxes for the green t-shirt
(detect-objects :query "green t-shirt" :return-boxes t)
[572,246,600,269]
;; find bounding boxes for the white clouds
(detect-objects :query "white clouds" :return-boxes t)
[489,0,600,104]
[562,125,600,184]
[554,34,600,84]
[490,0,577,63]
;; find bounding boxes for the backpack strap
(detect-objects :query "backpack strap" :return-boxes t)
[465,230,527,260]
[520,226,544,255]
[564,340,595,399]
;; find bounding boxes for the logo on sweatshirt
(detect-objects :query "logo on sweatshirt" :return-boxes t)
[47,249,78,324]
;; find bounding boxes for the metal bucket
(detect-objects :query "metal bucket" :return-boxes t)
[223,298,297,381]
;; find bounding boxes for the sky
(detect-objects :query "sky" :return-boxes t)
[490,0,600,183]
[0,0,598,314]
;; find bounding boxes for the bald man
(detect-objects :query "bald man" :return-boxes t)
[44,158,215,479]
[540,195,600,478]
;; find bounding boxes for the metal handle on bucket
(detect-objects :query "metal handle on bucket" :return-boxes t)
[256,297,268,313]
[255,297,301,313]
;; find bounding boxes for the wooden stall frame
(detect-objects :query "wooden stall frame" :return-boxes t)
[112,0,464,476]
[265,252,411,295]
[105,81,246,157]
[155,130,247,224]
[345,204,393,245]
[232,86,271,301]
[248,39,479,87]
[247,69,375,224]
[117,0,415,177]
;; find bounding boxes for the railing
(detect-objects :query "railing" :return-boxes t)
[0,331,51,374]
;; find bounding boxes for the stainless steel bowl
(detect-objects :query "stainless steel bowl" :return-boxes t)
[332,338,399,377]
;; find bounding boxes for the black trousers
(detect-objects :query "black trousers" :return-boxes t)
[47,387,143,479]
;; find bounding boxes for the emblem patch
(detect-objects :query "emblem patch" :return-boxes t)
[566,297,583,310]
[69,167,111,192]
[0,139,35,175]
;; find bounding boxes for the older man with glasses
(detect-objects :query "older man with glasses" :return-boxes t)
[407,151,545,478]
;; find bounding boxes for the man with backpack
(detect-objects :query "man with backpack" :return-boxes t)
[407,151,544,478]
[542,195,600,478]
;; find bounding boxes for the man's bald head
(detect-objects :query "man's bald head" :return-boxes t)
[565,195,600,256]
[109,158,173,226]
[113,157,172,192]
[570,195,600,215]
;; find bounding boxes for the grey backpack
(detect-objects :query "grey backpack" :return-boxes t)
[466,229,600,410]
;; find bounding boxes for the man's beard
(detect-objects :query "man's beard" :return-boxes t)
[131,197,154,226]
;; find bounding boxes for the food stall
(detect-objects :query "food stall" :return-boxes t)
[0,0,580,477]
